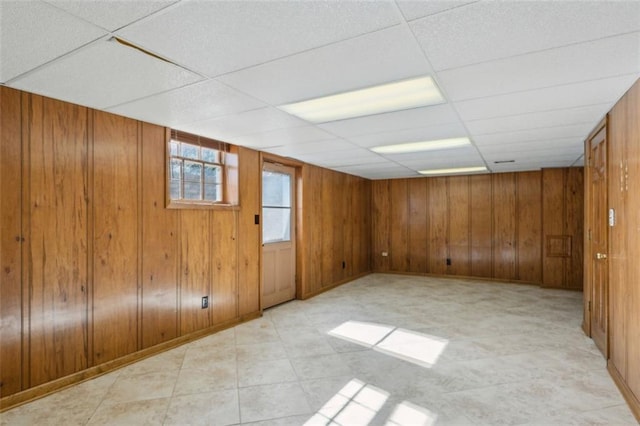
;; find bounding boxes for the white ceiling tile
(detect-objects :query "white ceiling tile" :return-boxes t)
[218,25,431,105]
[410,1,640,70]
[117,0,401,77]
[9,39,202,110]
[264,138,360,157]
[438,33,640,101]
[453,74,638,121]
[347,121,468,148]
[389,146,484,168]
[465,104,608,136]
[176,107,308,143]
[473,124,592,146]
[356,168,421,179]
[296,148,385,168]
[319,104,459,138]
[106,80,265,127]
[477,138,583,155]
[1,0,106,82]
[231,126,338,150]
[44,0,177,31]
[396,0,478,21]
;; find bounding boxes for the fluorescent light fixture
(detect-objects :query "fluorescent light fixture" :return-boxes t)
[371,137,470,154]
[279,76,444,123]
[418,166,487,176]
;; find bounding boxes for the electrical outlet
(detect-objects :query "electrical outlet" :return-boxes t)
[201,296,209,309]
[382,251,388,257]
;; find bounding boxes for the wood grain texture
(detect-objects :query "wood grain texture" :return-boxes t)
[92,110,138,364]
[300,164,323,296]
[211,211,238,324]
[141,124,178,349]
[492,173,516,280]
[179,210,211,335]
[516,172,542,282]
[27,95,89,386]
[371,180,390,272]
[608,97,628,379]
[428,177,448,274]
[321,169,335,286]
[332,173,346,284]
[407,178,427,273]
[565,168,584,290]
[470,174,493,278]
[448,176,470,276]
[237,147,260,315]
[624,81,640,400]
[542,169,566,287]
[389,179,409,272]
[342,175,354,278]
[0,87,23,397]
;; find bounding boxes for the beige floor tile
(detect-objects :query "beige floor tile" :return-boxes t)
[164,389,240,426]
[238,382,312,423]
[102,370,178,404]
[290,354,353,380]
[237,359,298,388]
[86,397,169,425]
[173,362,238,396]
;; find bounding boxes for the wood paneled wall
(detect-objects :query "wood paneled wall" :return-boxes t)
[0,86,372,404]
[298,165,371,298]
[371,170,583,288]
[598,78,640,420]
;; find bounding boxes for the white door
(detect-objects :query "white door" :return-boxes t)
[262,163,296,309]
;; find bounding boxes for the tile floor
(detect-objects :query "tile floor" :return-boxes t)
[1,274,637,425]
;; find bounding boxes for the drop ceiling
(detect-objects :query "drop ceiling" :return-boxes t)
[2,0,639,179]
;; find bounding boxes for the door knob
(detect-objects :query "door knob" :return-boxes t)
[596,253,608,260]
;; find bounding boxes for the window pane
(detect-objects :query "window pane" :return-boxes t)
[204,164,221,184]
[262,171,291,207]
[170,158,182,179]
[184,161,202,182]
[170,141,179,156]
[184,181,201,200]
[262,207,291,243]
[181,143,200,160]
[202,147,219,163]
[170,179,181,199]
[204,183,222,202]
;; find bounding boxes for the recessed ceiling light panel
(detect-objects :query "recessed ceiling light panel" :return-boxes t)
[278,76,444,123]
[418,166,487,176]
[371,137,470,154]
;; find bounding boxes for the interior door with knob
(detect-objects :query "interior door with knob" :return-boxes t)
[589,126,608,357]
[261,163,296,309]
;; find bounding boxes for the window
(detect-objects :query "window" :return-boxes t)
[167,130,237,207]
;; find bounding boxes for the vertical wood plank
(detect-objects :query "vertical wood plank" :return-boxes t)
[27,95,89,385]
[0,87,24,396]
[624,81,640,397]
[541,168,566,287]
[407,178,428,273]
[179,210,211,335]
[492,173,517,280]
[140,124,178,348]
[211,210,238,324]
[389,179,409,272]
[448,176,470,276]
[342,175,354,278]
[237,147,260,315]
[92,110,138,364]
[470,175,493,278]
[565,167,584,290]
[371,180,390,272]
[428,177,448,274]
[516,171,542,283]
[300,165,323,296]
[321,169,335,286]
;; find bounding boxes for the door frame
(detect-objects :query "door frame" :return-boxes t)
[583,117,608,356]
[259,153,303,311]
